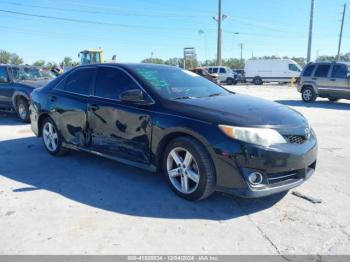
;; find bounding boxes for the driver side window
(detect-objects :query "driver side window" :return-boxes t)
[0,67,9,83]
[94,67,140,100]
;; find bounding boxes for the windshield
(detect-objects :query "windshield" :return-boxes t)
[11,66,56,81]
[132,66,230,100]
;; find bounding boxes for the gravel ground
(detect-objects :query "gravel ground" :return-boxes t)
[0,84,349,254]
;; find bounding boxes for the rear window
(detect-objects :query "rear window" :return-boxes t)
[64,68,95,95]
[303,65,315,77]
[331,64,348,78]
[314,65,331,77]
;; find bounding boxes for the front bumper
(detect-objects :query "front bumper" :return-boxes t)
[217,165,315,198]
[211,133,318,198]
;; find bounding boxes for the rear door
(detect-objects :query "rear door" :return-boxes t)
[88,66,152,164]
[49,67,96,146]
[0,67,14,109]
[329,63,350,98]
[313,64,331,96]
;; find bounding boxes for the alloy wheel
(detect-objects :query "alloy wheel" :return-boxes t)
[303,89,312,101]
[43,122,59,152]
[18,103,27,120]
[166,147,200,194]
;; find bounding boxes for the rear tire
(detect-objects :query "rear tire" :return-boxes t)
[301,87,317,103]
[16,97,30,123]
[253,77,263,85]
[163,136,216,201]
[41,117,68,156]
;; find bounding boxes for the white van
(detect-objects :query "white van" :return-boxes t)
[245,59,302,85]
[204,66,237,85]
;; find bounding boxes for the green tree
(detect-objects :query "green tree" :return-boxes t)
[165,57,184,68]
[141,58,165,64]
[33,60,46,67]
[9,53,23,65]
[62,57,73,67]
[0,50,11,64]
[222,58,245,69]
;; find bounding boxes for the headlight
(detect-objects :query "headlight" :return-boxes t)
[218,125,287,147]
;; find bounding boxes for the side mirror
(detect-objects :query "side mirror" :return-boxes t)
[347,73,350,79]
[120,89,145,103]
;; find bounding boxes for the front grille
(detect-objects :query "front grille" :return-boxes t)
[284,135,307,144]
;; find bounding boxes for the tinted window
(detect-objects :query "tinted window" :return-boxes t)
[314,65,331,77]
[289,64,301,72]
[0,67,9,83]
[331,64,348,78]
[219,68,226,73]
[94,67,139,100]
[65,68,95,95]
[207,68,213,73]
[212,68,218,73]
[303,65,315,77]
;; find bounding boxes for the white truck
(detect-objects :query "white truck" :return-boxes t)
[245,59,302,85]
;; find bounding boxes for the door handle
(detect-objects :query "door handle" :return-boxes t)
[49,95,56,102]
[312,78,317,80]
[88,104,99,111]
[330,79,336,81]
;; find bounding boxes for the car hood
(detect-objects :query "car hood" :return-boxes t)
[16,80,51,89]
[167,93,307,127]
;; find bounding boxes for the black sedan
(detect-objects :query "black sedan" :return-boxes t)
[30,64,317,201]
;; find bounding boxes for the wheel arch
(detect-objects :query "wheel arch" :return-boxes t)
[37,113,50,137]
[301,84,318,95]
[12,91,30,109]
[154,128,215,173]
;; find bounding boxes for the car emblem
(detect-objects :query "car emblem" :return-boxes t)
[305,128,311,139]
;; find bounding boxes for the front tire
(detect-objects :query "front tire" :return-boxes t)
[226,78,234,85]
[163,136,216,201]
[301,87,317,103]
[16,97,30,123]
[42,117,67,156]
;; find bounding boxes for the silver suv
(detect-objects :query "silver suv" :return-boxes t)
[297,62,350,102]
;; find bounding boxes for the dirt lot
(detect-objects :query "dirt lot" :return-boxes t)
[0,84,350,254]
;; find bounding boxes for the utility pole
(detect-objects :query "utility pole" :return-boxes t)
[240,43,244,62]
[217,0,222,66]
[307,0,314,63]
[337,3,347,61]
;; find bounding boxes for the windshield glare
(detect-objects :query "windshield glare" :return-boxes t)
[133,66,230,100]
[11,67,56,81]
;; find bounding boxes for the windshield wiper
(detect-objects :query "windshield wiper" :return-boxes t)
[207,93,223,97]
[173,96,194,100]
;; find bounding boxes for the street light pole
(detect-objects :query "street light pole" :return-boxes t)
[337,3,347,61]
[307,0,314,63]
[217,0,222,66]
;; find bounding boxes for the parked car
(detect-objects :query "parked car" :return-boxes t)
[0,65,56,122]
[245,59,302,85]
[204,66,237,85]
[297,62,350,103]
[233,69,246,83]
[30,64,317,201]
[189,67,218,83]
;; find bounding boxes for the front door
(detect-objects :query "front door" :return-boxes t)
[0,67,14,109]
[88,66,152,164]
[313,64,331,96]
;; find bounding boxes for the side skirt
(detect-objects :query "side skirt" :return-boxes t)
[63,143,157,173]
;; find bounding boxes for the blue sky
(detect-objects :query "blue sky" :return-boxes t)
[0,0,349,64]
